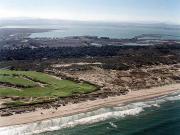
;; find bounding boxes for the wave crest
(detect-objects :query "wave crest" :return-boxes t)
[0,91,180,135]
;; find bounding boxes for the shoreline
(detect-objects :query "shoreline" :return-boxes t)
[0,83,180,127]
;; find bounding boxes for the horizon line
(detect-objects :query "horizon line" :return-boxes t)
[0,17,180,26]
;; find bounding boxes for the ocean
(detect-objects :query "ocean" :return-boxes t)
[42,101,180,135]
[39,92,180,135]
[2,23,180,40]
[1,91,180,135]
[30,23,180,40]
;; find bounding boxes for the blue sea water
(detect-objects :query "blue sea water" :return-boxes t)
[2,23,180,40]
[40,94,180,135]
[40,105,180,135]
[1,92,180,135]
[41,102,180,135]
[29,23,180,40]
[41,94,180,135]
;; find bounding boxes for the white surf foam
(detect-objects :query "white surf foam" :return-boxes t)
[109,122,117,128]
[1,90,180,135]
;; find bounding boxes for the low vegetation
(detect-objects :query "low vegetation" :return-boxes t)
[0,70,97,107]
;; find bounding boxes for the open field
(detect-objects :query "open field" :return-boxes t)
[0,70,96,107]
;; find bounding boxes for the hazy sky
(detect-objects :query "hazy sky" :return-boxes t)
[0,0,180,24]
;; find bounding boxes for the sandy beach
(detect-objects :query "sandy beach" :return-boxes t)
[0,83,180,127]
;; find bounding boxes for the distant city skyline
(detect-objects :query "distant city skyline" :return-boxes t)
[0,0,180,24]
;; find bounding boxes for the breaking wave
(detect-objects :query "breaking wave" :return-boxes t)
[1,91,180,135]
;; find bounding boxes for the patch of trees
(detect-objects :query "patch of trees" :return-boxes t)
[0,45,180,69]
[0,46,126,60]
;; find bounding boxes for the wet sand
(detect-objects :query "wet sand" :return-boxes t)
[0,83,180,127]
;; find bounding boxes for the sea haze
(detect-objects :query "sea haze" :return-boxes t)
[0,19,180,40]
[30,23,180,40]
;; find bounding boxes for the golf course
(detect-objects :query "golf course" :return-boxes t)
[0,70,97,107]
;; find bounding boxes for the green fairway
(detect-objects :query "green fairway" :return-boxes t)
[0,70,97,98]
[0,75,37,87]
